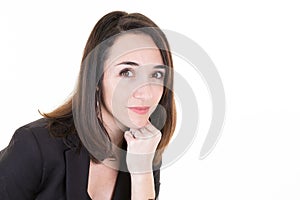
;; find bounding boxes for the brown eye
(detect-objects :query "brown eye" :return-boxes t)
[119,68,134,77]
[152,71,164,79]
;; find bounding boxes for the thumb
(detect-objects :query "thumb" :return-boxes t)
[124,131,135,144]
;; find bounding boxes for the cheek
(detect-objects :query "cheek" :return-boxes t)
[102,80,113,110]
[103,77,131,114]
[102,77,165,128]
[153,85,164,103]
[102,75,119,112]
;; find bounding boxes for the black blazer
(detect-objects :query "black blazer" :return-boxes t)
[0,119,160,200]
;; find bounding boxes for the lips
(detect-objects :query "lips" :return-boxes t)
[128,106,150,115]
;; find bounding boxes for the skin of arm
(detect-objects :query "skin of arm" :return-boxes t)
[131,173,156,200]
[124,123,161,200]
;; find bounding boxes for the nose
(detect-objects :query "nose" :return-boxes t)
[132,84,153,100]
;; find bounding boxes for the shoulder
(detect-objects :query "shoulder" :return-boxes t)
[0,119,48,198]
[1,117,67,160]
[20,118,68,149]
[1,118,69,173]
[18,117,58,140]
[0,118,73,198]
[7,118,68,156]
[12,118,53,142]
[10,118,49,145]
[0,118,50,163]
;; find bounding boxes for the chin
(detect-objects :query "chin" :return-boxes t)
[126,117,149,129]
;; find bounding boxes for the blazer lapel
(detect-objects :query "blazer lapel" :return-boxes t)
[65,147,90,200]
[111,141,131,200]
[111,170,131,200]
[64,138,132,200]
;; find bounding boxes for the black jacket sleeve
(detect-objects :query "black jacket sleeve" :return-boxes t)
[0,127,43,199]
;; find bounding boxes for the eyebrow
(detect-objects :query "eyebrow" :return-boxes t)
[116,61,139,66]
[116,61,166,69]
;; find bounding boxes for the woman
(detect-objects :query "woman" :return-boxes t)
[0,11,176,200]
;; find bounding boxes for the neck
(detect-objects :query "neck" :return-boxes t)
[99,106,126,148]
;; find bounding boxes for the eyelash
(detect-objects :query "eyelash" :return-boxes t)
[119,68,133,77]
[152,71,164,79]
[119,68,165,79]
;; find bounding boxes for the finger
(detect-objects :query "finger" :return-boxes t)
[129,128,140,138]
[135,129,157,140]
[124,131,135,143]
[128,128,146,140]
[137,127,147,135]
[138,128,152,139]
[144,123,160,135]
[145,121,156,130]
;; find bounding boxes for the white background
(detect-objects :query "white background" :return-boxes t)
[1,0,300,199]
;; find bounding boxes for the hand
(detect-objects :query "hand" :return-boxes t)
[124,122,162,174]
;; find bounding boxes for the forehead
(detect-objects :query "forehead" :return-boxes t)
[105,33,163,67]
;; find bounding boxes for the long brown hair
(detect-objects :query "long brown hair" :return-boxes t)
[42,11,176,165]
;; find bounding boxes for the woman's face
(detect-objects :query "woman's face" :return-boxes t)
[101,33,165,129]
